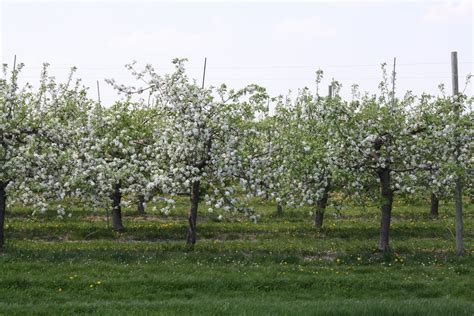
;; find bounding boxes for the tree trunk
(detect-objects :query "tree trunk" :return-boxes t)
[314,180,330,228]
[276,202,283,216]
[378,168,393,252]
[111,183,125,231]
[0,183,6,249]
[137,195,145,215]
[314,209,324,228]
[430,193,439,218]
[186,180,200,246]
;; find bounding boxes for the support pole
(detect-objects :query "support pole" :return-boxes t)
[201,57,207,89]
[451,51,464,255]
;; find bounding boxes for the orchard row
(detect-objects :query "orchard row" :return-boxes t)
[0,59,472,251]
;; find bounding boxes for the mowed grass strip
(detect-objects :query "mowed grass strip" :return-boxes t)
[0,200,472,315]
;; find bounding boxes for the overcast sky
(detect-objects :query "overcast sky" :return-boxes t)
[1,0,473,105]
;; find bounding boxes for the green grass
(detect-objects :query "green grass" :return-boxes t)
[0,198,473,315]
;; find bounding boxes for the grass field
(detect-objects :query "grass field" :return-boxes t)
[0,198,473,315]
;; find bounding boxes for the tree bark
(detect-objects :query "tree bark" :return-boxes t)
[378,168,393,252]
[276,202,283,216]
[315,209,324,228]
[111,183,125,231]
[137,195,145,215]
[0,183,6,249]
[314,180,330,228]
[186,180,200,246]
[430,193,439,218]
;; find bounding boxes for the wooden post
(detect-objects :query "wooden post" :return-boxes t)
[451,51,464,255]
[96,80,109,228]
[390,57,396,113]
[7,55,17,120]
[96,80,101,106]
[201,57,207,89]
[0,183,7,249]
[186,57,208,247]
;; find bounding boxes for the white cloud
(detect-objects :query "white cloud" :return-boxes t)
[272,16,336,40]
[422,0,472,23]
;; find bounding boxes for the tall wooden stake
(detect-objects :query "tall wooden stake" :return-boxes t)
[96,80,101,106]
[328,81,333,98]
[451,51,464,255]
[390,57,396,113]
[7,55,18,119]
[96,80,109,228]
[201,57,207,89]
[386,57,397,162]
